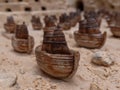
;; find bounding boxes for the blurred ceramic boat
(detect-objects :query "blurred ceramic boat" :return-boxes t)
[12,22,34,53]
[31,15,43,30]
[74,13,106,49]
[109,25,120,37]
[4,16,16,33]
[58,13,71,30]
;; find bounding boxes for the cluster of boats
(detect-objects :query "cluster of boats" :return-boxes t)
[3,10,120,80]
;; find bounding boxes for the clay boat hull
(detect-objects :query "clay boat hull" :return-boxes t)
[4,24,16,33]
[12,36,34,53]
[35,46,80,80]
[32,23,42,30]
[74,31,107,49]
[109,26,120,37]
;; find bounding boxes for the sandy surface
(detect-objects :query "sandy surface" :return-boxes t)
[0,11,120,90]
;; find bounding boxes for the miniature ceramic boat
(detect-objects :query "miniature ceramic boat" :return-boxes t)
[109,25,120,37]
[12,35,34,53]
[59,13,71,30]
[4,16,16,33]
[84,10,102,27]
[31,16,43,30]
[35,46,80,80]
[35,26,80,80]
[74,31,107,49]
[43,15,56,31]
[12,23,34,54]
[105,12,120,27]
[69,10,81,27]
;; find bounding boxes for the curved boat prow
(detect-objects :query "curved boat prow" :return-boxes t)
[99,32,107,48]
[66,51,80,80]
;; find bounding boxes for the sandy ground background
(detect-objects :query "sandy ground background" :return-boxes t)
[0,11,120,90]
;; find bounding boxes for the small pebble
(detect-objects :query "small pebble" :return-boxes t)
[91,51,114,67]
[0,72,17,87]
[90,83,102,90]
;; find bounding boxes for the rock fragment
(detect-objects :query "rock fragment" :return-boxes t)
[91,51,114,67]
[0,72,17,87]
[90,83,102,90]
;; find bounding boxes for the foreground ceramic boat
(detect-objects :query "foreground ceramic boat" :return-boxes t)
[4,16,16,33]
[74,31,107,49]
[35,26,80,80]
[109,25,120,37]
[35,46,80,80]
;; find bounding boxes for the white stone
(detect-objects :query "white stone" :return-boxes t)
[0,72,17,87]
[92,51,114,67]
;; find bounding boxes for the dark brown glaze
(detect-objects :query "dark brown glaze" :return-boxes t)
[31,15,43,30]
[35,26,80,80]
[42,26,54,53]
[15,22,29,39]
[78,20,87,33]
[42,26,70,54]
[4,16,16,33]
[52,26,70,54]
[43,15,57,48]
[59,13,68,23]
